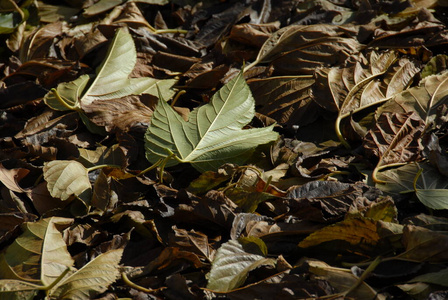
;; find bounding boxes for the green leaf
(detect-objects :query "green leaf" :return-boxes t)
[44,28,177,110]
[48,249,124,300]
[409,268,448,287]
[206,238,275,292]
[0,217,74,286]
[43,160,92,201]
[376,162,448,209]
[0,280,40,300]
[145,71,279,172]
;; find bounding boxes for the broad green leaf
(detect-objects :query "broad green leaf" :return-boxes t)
[0,217,74,286]
[43,160,92,201]
[145,71,279,172]
[206,238,275,292]
[376,162,448,209]
[44,28,177,110]
[0,280,40,300]
[49,249,123,300]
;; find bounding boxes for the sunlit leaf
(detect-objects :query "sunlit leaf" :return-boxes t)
[299,217,403,254]
[145,71,279,172]
[377,70,448,126]
[49,249,123,300]
[207,238,275,292]
[43,160,91,201]
[44,28,177,109]
[0,217,74,286]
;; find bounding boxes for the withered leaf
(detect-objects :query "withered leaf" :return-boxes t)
[363,112,425,182]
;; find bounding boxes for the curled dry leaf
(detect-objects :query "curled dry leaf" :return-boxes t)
[377,70,448,127]
[248,75,318,127]
[245,24,362,75]
[312,50,421,147]
[363,112,425,183]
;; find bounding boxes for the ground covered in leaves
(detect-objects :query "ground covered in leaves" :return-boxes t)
[1,0,448,299]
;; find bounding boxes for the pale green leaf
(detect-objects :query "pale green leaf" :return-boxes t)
[376,162,448,209]
[415,189,448,210]
[43,28,177,111]
[0,217,74,286]
[49,249,124,300]
[0,280,40,300]
[83,0,124,17]
[206,238,275,292]
[145,71,279,172]
[409,268,448,287]
[43,160,92,201]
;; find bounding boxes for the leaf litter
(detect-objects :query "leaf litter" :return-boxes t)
[1,1,448,299]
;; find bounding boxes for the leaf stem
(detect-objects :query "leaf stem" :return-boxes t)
[121,272,162,293]
[51,88,79,111]
[137,159,163,177]
[342,256,382,297]
[86,164,122,172]
[335,114,351,149]
[43,267,71,292]
[413,167,423,191]
[154,29,188,35]
[171,90,186,107]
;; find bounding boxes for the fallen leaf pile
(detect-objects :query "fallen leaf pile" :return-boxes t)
[1,0,448,299]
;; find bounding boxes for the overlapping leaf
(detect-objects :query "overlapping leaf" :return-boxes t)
[312,50,421,146]
[145,71,279,172]
[376,162,448,209]
[207,237,275,292]
[0,217,74,285]
[377,70,448,127]
[44,28,177,110]
[363,112,425,182]
[245,24,361,75]
[43,160,91,202]
[247,75,317,126]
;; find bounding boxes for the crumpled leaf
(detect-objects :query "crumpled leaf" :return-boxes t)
[44,28,177,109]
[363,112,425,182]
[145,71,278,172]
[207,237,276,292]
[421,54,448,78]
[43,160,91,201]
[0,217,74,285]
[48,248,124,300]
[245,24,361,75]
[286,181,384,222]
[312,50,421,146]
